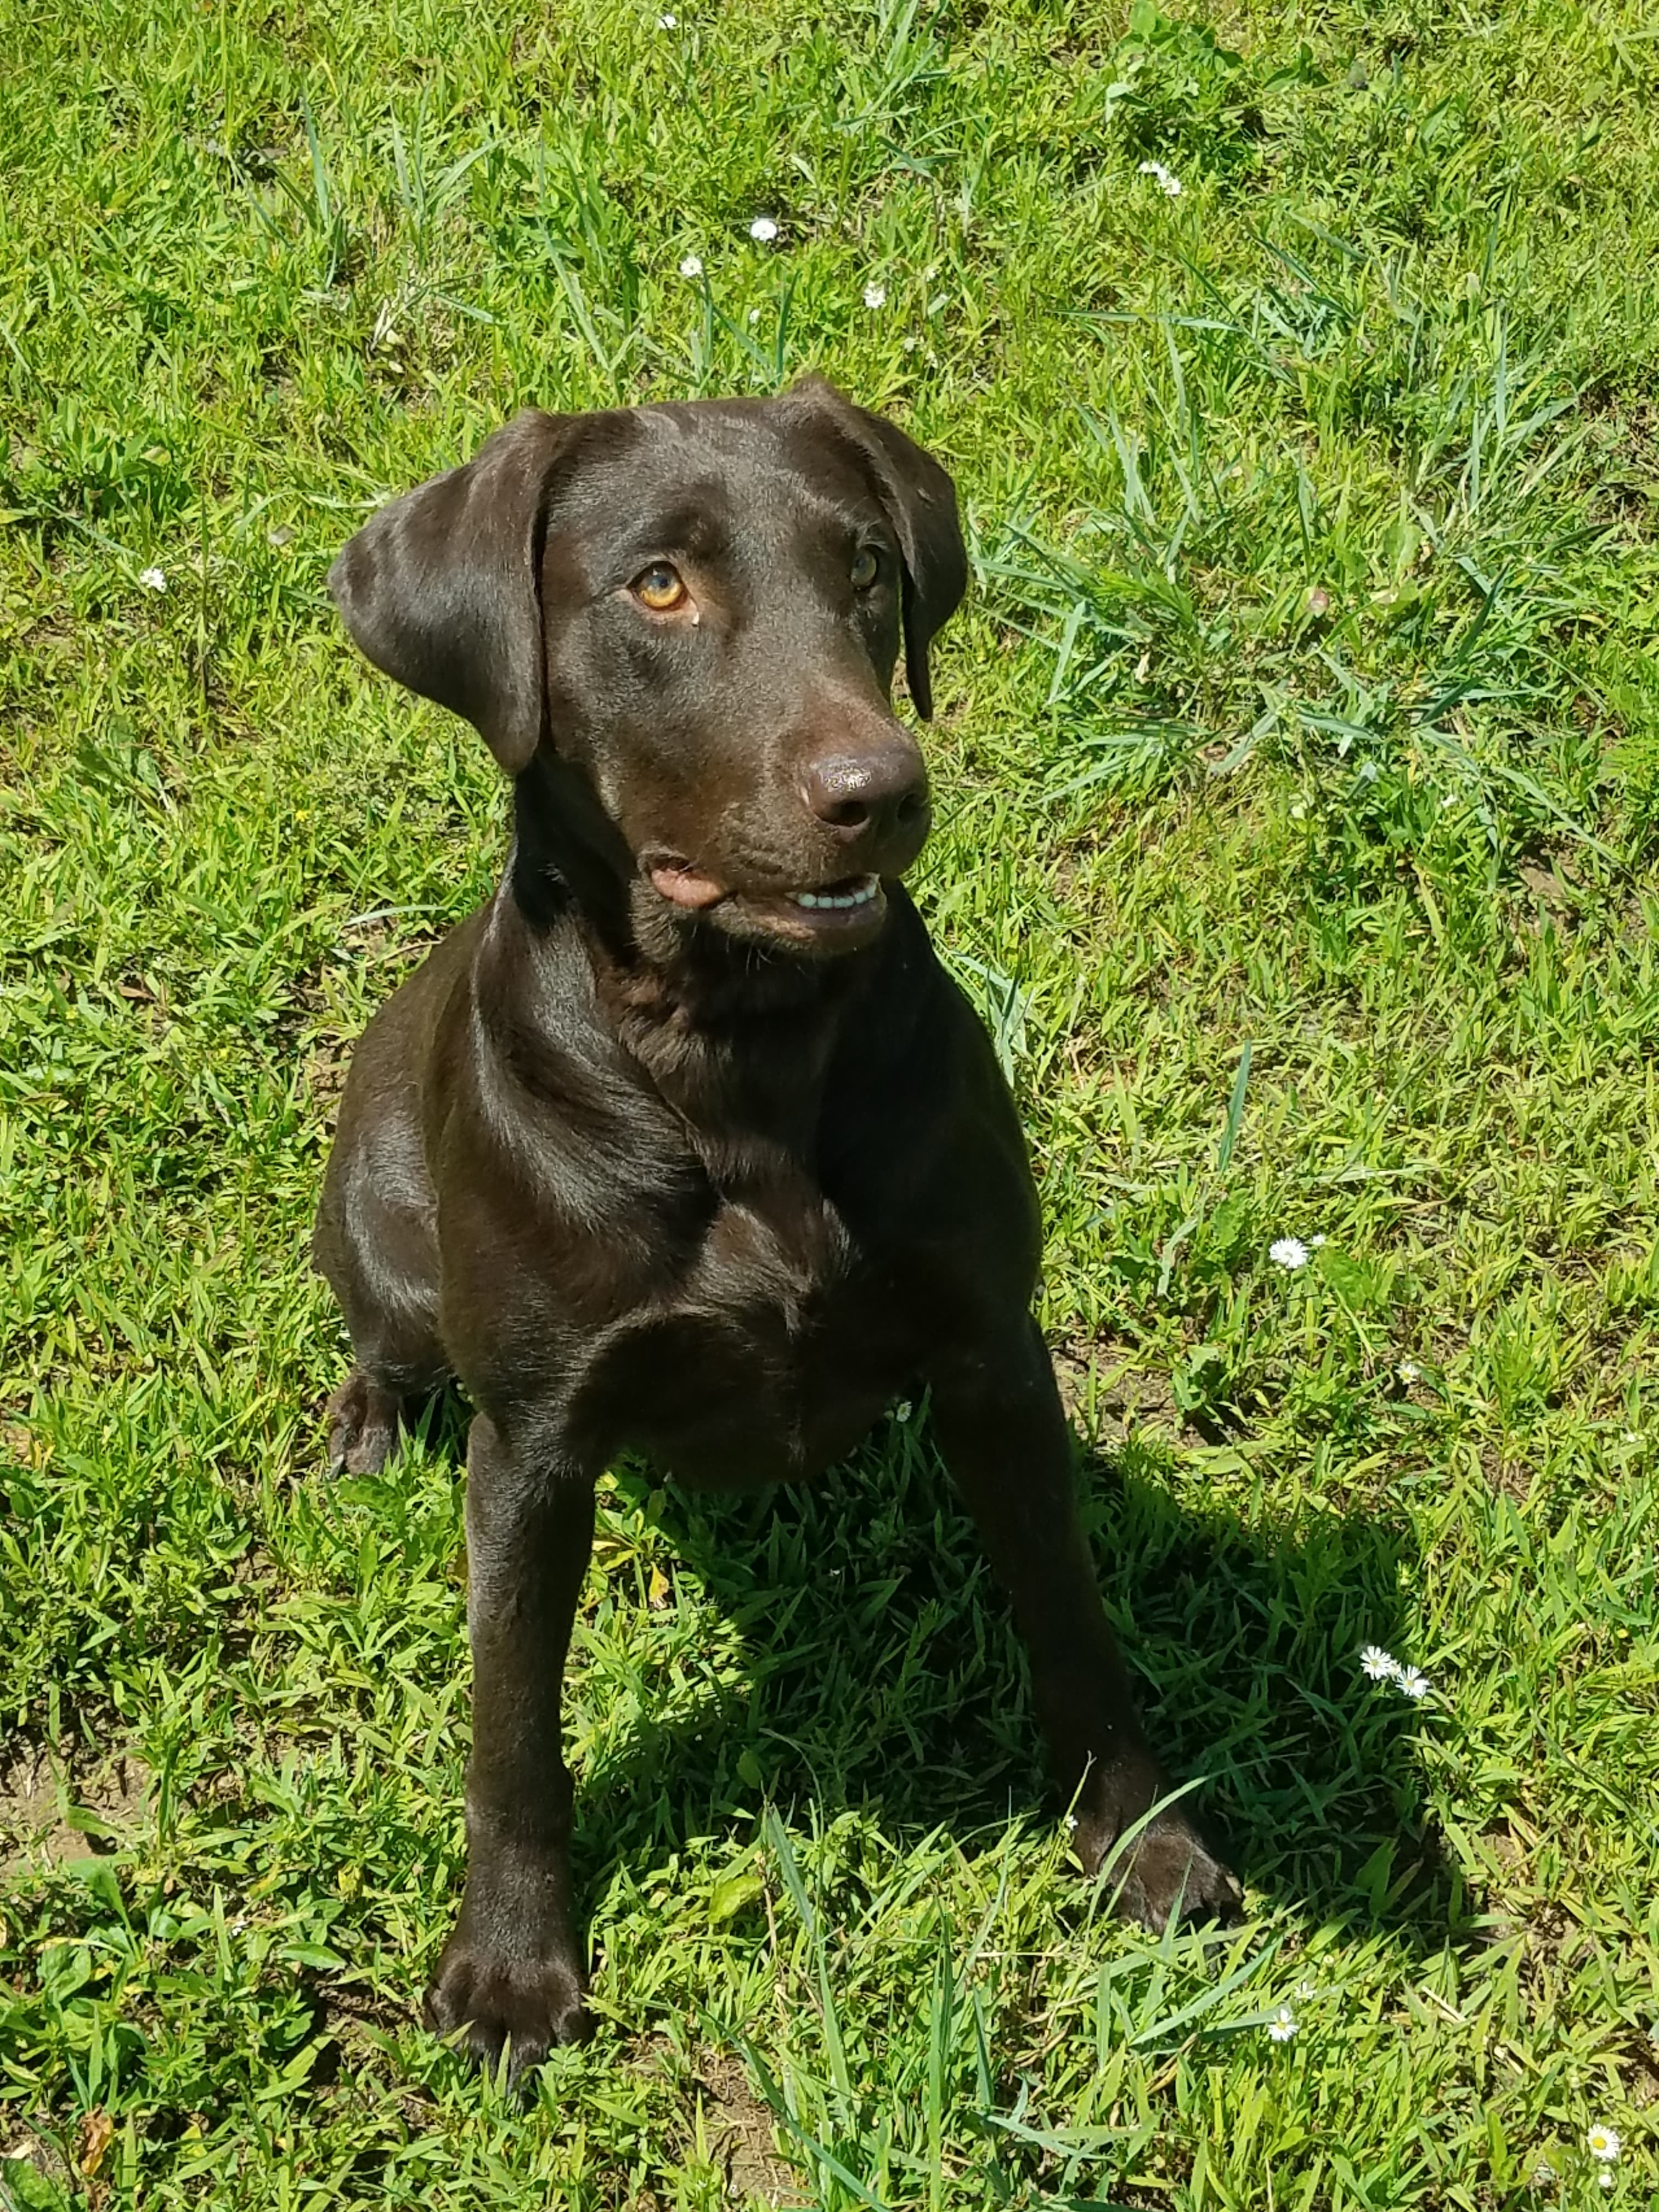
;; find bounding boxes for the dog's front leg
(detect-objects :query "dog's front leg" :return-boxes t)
[425,1410,596,2075]
[931,1316,1242,1928]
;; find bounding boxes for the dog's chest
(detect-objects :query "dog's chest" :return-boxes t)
[580,1162,916,1487]
[695,1164,850,1316]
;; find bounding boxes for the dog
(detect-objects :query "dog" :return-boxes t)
[313,375,1240,2078]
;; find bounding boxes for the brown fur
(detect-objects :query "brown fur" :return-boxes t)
[313,377,1239,2081]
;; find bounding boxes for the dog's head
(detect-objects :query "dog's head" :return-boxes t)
[329,378,966,959]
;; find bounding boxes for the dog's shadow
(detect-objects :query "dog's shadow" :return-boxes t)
[556,1405,1458,1954]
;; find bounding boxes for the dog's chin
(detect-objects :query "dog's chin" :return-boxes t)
[644,863,892,961]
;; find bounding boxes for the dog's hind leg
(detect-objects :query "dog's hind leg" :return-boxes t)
[324,1367,412,1476]
[313,1107,449,1476]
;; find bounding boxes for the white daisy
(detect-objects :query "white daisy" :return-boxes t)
[863,281,887,309]
[678,253,704,279]
[1398,1360,1423,1384]
[1269,1237,1310,1271]
[749,215,778,242]
[1585,2125,1620,2163]
[1395,1666,1431,1701]
[138,566,166,592]
[657,10,677,22]
[1360,1645,1399,1681]
[1137,159,1182,197]
[1266,2006,1296,2042]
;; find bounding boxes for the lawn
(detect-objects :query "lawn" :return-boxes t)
[3,0,1658,2203]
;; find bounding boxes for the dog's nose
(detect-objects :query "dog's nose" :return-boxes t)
[802,741,929,844]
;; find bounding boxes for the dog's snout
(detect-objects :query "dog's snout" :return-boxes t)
[802,741,929,843]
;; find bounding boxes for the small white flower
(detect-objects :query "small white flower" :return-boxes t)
[678,253,704,279]
[747,307,760,323]
[138,566,166,592]
[657,9,677,23]
[1441,791,1458,809]
[863,281,887,309]
[1585,2125,1621,2163]
[1622,1429,1641,1444]
[1310,1233,1327,1248]
[749,215,778,242]
[1395,1666,1431,1701]
[1294,1978,1316,2001]
[1598,2173,1612,2192]
[1269,1237,1310,1271]
[1065,1812,1079,1831]
[1137,159,1182,198]
[1266,2006,1296,2042]
[1398,1360,1423,1384]
[1360,1645,1399,1681]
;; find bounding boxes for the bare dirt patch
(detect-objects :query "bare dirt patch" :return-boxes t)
[0,1743,152,1878]
[687,2048,804,2208]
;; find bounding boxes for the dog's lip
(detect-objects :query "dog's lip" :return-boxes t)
[647,858,726,911]
[645,857,888,944]
[647,859,881,912]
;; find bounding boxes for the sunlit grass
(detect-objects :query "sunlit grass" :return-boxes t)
[2,0,1657,2204]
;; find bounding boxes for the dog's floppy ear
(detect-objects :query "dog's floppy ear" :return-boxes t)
[329,409,596,775]
[792,376,967,719]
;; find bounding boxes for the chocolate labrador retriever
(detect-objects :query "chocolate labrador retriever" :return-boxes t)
[313,375,1239,2077]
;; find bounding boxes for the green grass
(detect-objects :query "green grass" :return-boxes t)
[3,0,1658,2203]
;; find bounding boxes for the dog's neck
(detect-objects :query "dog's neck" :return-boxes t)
[505,766,868,1175]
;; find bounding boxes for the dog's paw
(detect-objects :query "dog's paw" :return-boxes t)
[323,1370,402,1476]
[1075,1802,1243,1931]
[424,1936,592,2085]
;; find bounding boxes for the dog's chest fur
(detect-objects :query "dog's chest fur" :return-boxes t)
[569,1121,913,1488]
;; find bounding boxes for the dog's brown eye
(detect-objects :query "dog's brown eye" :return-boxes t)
[633,563,687,612]
[851,547,880,589]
